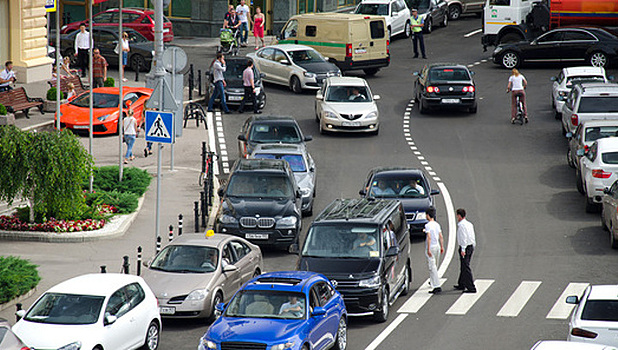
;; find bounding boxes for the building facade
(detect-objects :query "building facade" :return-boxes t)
[1,0,52,83]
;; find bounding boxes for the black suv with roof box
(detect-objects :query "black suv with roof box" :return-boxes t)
[216,158,302,248]
[293,198,411,322]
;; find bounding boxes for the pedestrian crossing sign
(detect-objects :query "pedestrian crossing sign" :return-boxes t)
[145,111,175,144]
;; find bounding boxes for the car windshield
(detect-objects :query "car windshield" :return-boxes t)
[566,76,605,87]
[150,245,219,273]
[355,4,389,15]
[253,153,307,172]
[226,173,294,198]
[70,93,119,108]
[222,61,258,81]
[581,300,618,321]
[225,290,306,319]
[302,224,381,258]
[408,0,430,11]
[585,126,618,142]
[602,152,618,165]
[24,293,104,325]
[325,86,372,102]
[288,49,325,64]
[578,97,618,113]
[250,124,302,143]
[429,68,470,81]
[369,174,428,198]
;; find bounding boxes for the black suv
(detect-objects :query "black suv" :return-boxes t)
[293,198,411,322]
[207,57,267,111]
[216,158,302,249]
[237,115,313,158]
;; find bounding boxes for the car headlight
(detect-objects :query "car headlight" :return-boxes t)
[300,188,311,197]
[365,111,378,119]
[200,338,217,350]
[97,114,112,121]
[323,111,338,119]
[304,72,316,78]
[187,289,209,301]
[276,216,297,229]
[415,211,426,221]
[219,214,237,224]
[59,342,82,350]
[272,342,295,350]
[359,276,381,288]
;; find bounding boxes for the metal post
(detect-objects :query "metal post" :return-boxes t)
[135,59,140,81]
[118,0,124,182]
[200,191,206,228]
[137,246,142,276]
[198,69,202,96]
[155,143,162,247]
[150,0,165,76]
[100,265,107,273]
[178,214,183,235]
[156,235,162,253]
[208,152,214,206]
[188,64,194,101]
[168,225,174,242]
[170,49,176,171]
[201,141,207,174]
[88,0,94,192]
[55,3,61,131]
[194,201,199,232]
[122,255,130,274]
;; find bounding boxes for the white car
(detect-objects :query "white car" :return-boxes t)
[566,120,618,170]
[532,340,617,350]
[13,274,161,350]
[567,285,618,347]
[561,83,618,135]
[247,44,341,94]
[551,66,609,119]
[315,76,380,135]
[577,137,618,213]
[354,0,411,39]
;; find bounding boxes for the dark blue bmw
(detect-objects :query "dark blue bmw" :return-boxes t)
[198,271,347,350]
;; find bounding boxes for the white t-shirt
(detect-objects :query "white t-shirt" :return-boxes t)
[424,220,441,249]
[122,38,130,51]
[236,4,250,23]
[0,68,15,87]
[123,115,137,136]
[509,74,526,91]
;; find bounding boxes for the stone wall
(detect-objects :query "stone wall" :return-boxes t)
[10,0,52,83]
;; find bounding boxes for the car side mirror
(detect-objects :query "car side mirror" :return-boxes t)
[566,132,573,138]
[238,134,247,141]
[217,188,225,197]
[576,149,585,156]
[359,189,367,196]
[430,189,440,195]
[311,306,327,317]
[280,59,290,65]
[550,76,556,81]
[223,264,238,272]
[15,309,26,320]
[304,135,313,142]
[309,166,315,172]
[260,72,266,78]
[143,258,152,267]
[296,191,302,199]
[566,296,579,304]
[373,95,381,100]
[104,313,117,326]
[385,245,399,257]
[288,243,299,254]
[470,71,475,76]
[316,92,323,100]
[604,187,612,195]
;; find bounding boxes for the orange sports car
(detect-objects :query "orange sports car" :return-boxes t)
[56,87,153,135]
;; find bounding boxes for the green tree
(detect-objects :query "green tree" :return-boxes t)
[0,126,94,221]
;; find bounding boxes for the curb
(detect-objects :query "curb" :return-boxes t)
[207,177,221,230]
[22,120,54,132]
[0,288,36,312]
[0,196,145,243]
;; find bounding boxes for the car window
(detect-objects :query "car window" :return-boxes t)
[313,282,333,306]
[127,31,148,43]
[409,0,430,11]
[557,70,564,84]
[23,293,105,325]
[581,300,618,321]
[71,93,119,108]
[223,244,237,265]
[602,152,618,165]
[537,31,563,43]
[489,0,510,5]
[389,208,405,241]
[253,153,307,172]
[225,290,306,319]
[282,19,298,39]
[123,92,139,104]
[429,68,470,81]
[289,49,325,64]
[230,240,251,260]
[370,20,385,39]
[124,283,145,309]
[93,12,114,23]
[588,143,598,161]
[122,13,141,23]
[150,245,219,273]
[325,85,372,102]
[227,173,294,199]
[578,97,618,113]
[302,224,380,258]
[273,50,287,63]
[355,4,389,15]
[249,124,302,143]
[97,31,117,44]
[610,180,618,194]
[305,25,317,37]
[106,288,131,318]
[566,76,606,88]
[258,48,275,60]
[585,126,618,142]
[309,289,320,312]
[141,16,152,24]
[563,30,596,41]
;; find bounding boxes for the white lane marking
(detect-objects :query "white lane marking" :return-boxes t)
[414,151,422,155]
[497,281,542,317]
[221,156,229,162]
[474,61,481,65]
[399,278,447,313]
[425,166,432,171]
[404,133,411,137]
[410,147,417,151]
[428,171,437,176]
[446,279,495,315]
[405,137,413,141]
[467,64,474,68]
[546,283,589,319]
[433,177,441,181]
[464,28,482,38]
[217,132,225,138]
[220,145,227,151]
[418,156,425,160]
[206,112,220,176]
[365,314,408,350]
[421,161,429,166]
[481,59,488,63]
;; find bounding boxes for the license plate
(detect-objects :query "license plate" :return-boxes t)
[442,99,461,104]
[159,306,175,315]
[229,95,243,101]
[164,28,170,33]
[354,48,367,54]
[73,125,89,129]
[342,121,361,127]
[246,233,268,239]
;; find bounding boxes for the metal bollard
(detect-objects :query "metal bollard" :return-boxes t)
[178,214,183,236]
[169,225,174,242]
[100,265,107,273]
[135,59,140,82]
[201,142,207,175]
[188,64,194,101]
[122,256,130,274]
[156,236,162,253]
[198,69,202,96]
[201,191,206,228]
[194,201,199,232]
[137,246,142,276]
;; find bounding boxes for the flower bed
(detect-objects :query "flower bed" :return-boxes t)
[0,204,117,232]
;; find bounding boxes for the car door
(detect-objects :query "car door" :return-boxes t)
[580,142,598,192]
[552,69,565,106]
[103,286,135,350]
[560,30,597,63]
[562,89,578,132]
[221,243,242,297]
[569,124,583,169]
[389,1,402,35]
[307,284,331,350]
[255,48,275,83]
[390,208,408,290]
[123,283,149,348]
[315,282,339,349]
[315,81,328,121]
[229,240,255,283]
[97,30,120,63]
[272,49,291,85]
[525,30,564,62]
[603,180,618,229]
[380,224,397,301]
[415,65,429,101]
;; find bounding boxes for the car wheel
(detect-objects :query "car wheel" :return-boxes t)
[448,4,462,20]
[442,14,448,27]
[585,196,600,213]
[419,98,428,114]
[319,123,327,135]
[554,109,561,120]
[373,286,389,322]
[589,51,608,68]
[576,170,585,195]
[401,264,412,296]
[140,321,160,350]
[611,225,618,249]
[130,54,147,72]
[500,51,520,69]
[424,18,433,33]
[404,21,411,37]
[333,317,347,350]
[499,33,523,44]
[290,76,302,94]
[259,93,266,110]
[363,68,379,76]
[207,292,223,323]
[567,149,575,168]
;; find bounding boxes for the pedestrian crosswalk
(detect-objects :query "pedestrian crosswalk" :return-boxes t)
[397,278,590,320]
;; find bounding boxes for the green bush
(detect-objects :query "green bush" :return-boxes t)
[91,166,152,196]
[46,87,66,101]
[0,256,40,304]
[104,77,115,87]
[85,189,139,214]
[0,103,6,115]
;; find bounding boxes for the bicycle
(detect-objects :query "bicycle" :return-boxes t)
[508,89,527,125]
[198,150,215,187]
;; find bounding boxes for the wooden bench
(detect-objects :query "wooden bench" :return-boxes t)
[47,75,87,96]
[0,87,44,118]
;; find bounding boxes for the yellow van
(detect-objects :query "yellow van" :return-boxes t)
[278,13,390,76]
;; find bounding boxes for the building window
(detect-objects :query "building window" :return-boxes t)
[298,0,315,14]
[338,0,358,7]
[126,0,191,18]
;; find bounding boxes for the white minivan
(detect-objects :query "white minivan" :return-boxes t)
[355,0,411,39]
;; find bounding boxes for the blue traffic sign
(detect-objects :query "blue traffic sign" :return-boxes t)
[145,111,175,144]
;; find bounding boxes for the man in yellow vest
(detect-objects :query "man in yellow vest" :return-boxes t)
[410,9,426,59]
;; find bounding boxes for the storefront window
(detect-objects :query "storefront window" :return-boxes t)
[338,0,358,6]
[298,0,315,13]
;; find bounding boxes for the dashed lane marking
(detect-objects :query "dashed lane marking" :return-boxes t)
[497,281,542,317]
[464,28,482,37]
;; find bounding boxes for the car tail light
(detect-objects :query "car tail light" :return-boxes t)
[386,39,390,55]
[584,145,589,153]
[427,86,440,93]
[21,347,32,350]
[571,328,598,339]
[346,44,352,58]
[463,86,475,92]
[571,113,578,126]
[592,169,612,179]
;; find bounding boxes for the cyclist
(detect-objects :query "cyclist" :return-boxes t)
[506,68,528,124]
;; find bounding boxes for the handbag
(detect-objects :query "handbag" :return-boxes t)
[114,41,120,55]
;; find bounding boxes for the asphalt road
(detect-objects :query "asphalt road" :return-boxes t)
[2,15,618,350]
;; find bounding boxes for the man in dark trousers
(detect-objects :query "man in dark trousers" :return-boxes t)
[74,23,91,77]
[454,208,477,293]
[409,9,426,59]
[238,60,261,114]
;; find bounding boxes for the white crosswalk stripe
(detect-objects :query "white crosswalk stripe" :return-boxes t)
[546,282,589,319]
[497,281,542,317]
[398,278,447,313]
[445,279,494,315]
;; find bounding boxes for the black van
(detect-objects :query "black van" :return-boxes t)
[293,198,411,322]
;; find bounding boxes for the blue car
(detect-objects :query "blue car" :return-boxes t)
[198,271,347,350]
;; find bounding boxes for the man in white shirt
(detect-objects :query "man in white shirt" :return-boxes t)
[424,208,444,293]
[454,208,477,293]
[0,61,16,92]
[236,0,252,47]
[74,23,91,78]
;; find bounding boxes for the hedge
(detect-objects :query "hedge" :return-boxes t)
[0,256,40,304]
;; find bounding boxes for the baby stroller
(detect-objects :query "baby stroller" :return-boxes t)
[218,28,239,56]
